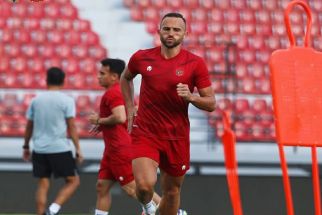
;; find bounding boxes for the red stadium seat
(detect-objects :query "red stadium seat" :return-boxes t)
[10,57,27,73]
[32,72,46,89]
[81,31,99,45]
[27,3,44,18]
[217,98,233,111]
[239,9,255,23]
[23,18,40,30]
[60,4,78,19]
[130,7,143,21]
[40,18,56,30]
[251,63,265,79]
[27,58,44,74]
[247,0,262,10]
[5,43,20,58]
[16,72,33,88]
[65,73,85,89]
[47,30,64,44]
[208,8,223,22]
[38,44,55,58]
[0,57,10,71]
[184,0,199,8]
[64,30,81,45]
[21,44,37,58]
[44,57,61,68]
[214,0,230,9]
[235,63,248,78]
[89,45,107,60]
[191,8,207,21]
[56,19,73,31]
[234,98,249,113]
[6,17,23,29]
[73,19,91,32]
[234,121,250,141]
[62,58,79,74]
[251,123,266,140]
[167,0,183,8]
[239,77,255,93]
[80,58,97,74]
[200,0,214,9]
[55,44,72,58]
[263,0,277,11]
[252,99,268,113]
[44,3,60,18]
[231,0,246,9]
[266,35,281,50]
[11,3,27,17]
[255,78,271,94]
[73,45,88,59]
[31,29,46,43]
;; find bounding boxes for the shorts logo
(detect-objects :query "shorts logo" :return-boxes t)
[119,176,124,181]
[182,165,186,170]
[176,69,184,76]
[146,66,152,72]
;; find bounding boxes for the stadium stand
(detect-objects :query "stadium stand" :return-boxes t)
[1,0,322,143]
[122,0,322,143]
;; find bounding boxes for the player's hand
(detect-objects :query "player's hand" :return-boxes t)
[127,105,138,133]
[177,83,193,102]
[75,150,84,165]
[89,124,101,135]
[88,111,99,125]
[22,149,31,162]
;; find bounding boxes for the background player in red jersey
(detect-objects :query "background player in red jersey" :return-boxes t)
[88,58,161,215]
[120,12,216,215]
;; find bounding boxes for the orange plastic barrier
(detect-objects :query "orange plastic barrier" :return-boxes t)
[270,1,322,215]
[222,111,243,215]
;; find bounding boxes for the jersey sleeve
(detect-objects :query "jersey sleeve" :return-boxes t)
[105,89,125,110]
[194,58,212,89]
[65,97,76,118]
[26,99,34,120]
[128,50,141,75]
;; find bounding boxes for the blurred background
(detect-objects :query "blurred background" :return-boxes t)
[1,0,322,214]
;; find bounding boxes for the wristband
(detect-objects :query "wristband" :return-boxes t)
[96,118,100,125]
[22,145,29,149]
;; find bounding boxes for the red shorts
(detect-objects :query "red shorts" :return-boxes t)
[98,154,134,186]
[131,134,190,176]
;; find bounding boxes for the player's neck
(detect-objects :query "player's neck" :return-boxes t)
[105,80,119,90]
[47,85,62,90]
[161,45,181,59]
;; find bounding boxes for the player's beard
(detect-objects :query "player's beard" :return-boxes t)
[160,36,183,49]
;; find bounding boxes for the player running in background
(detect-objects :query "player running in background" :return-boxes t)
[88,58,161,215]
[121,12,215,215]
[23,67,84,215]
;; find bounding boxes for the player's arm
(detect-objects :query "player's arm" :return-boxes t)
[177,83,216,112]
[22,120,33,161]
[67,117,84,164]
[92,105,127,126]
[120,67,137,132]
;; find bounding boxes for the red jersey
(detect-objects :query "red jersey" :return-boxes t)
[128,47,211,140]
[99,82,131,162]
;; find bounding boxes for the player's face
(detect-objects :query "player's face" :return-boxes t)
[98,66,115,88]
[159,17,186,49]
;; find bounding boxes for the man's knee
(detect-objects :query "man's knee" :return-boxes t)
[135,178,155,195]
[96,180,109,195]
[163,186,181,201]
[66,176,80,188]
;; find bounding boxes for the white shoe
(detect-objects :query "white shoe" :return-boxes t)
[178,209,188,215]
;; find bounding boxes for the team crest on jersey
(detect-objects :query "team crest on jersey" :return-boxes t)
[176,69,184,76]
[146,66,152,72]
